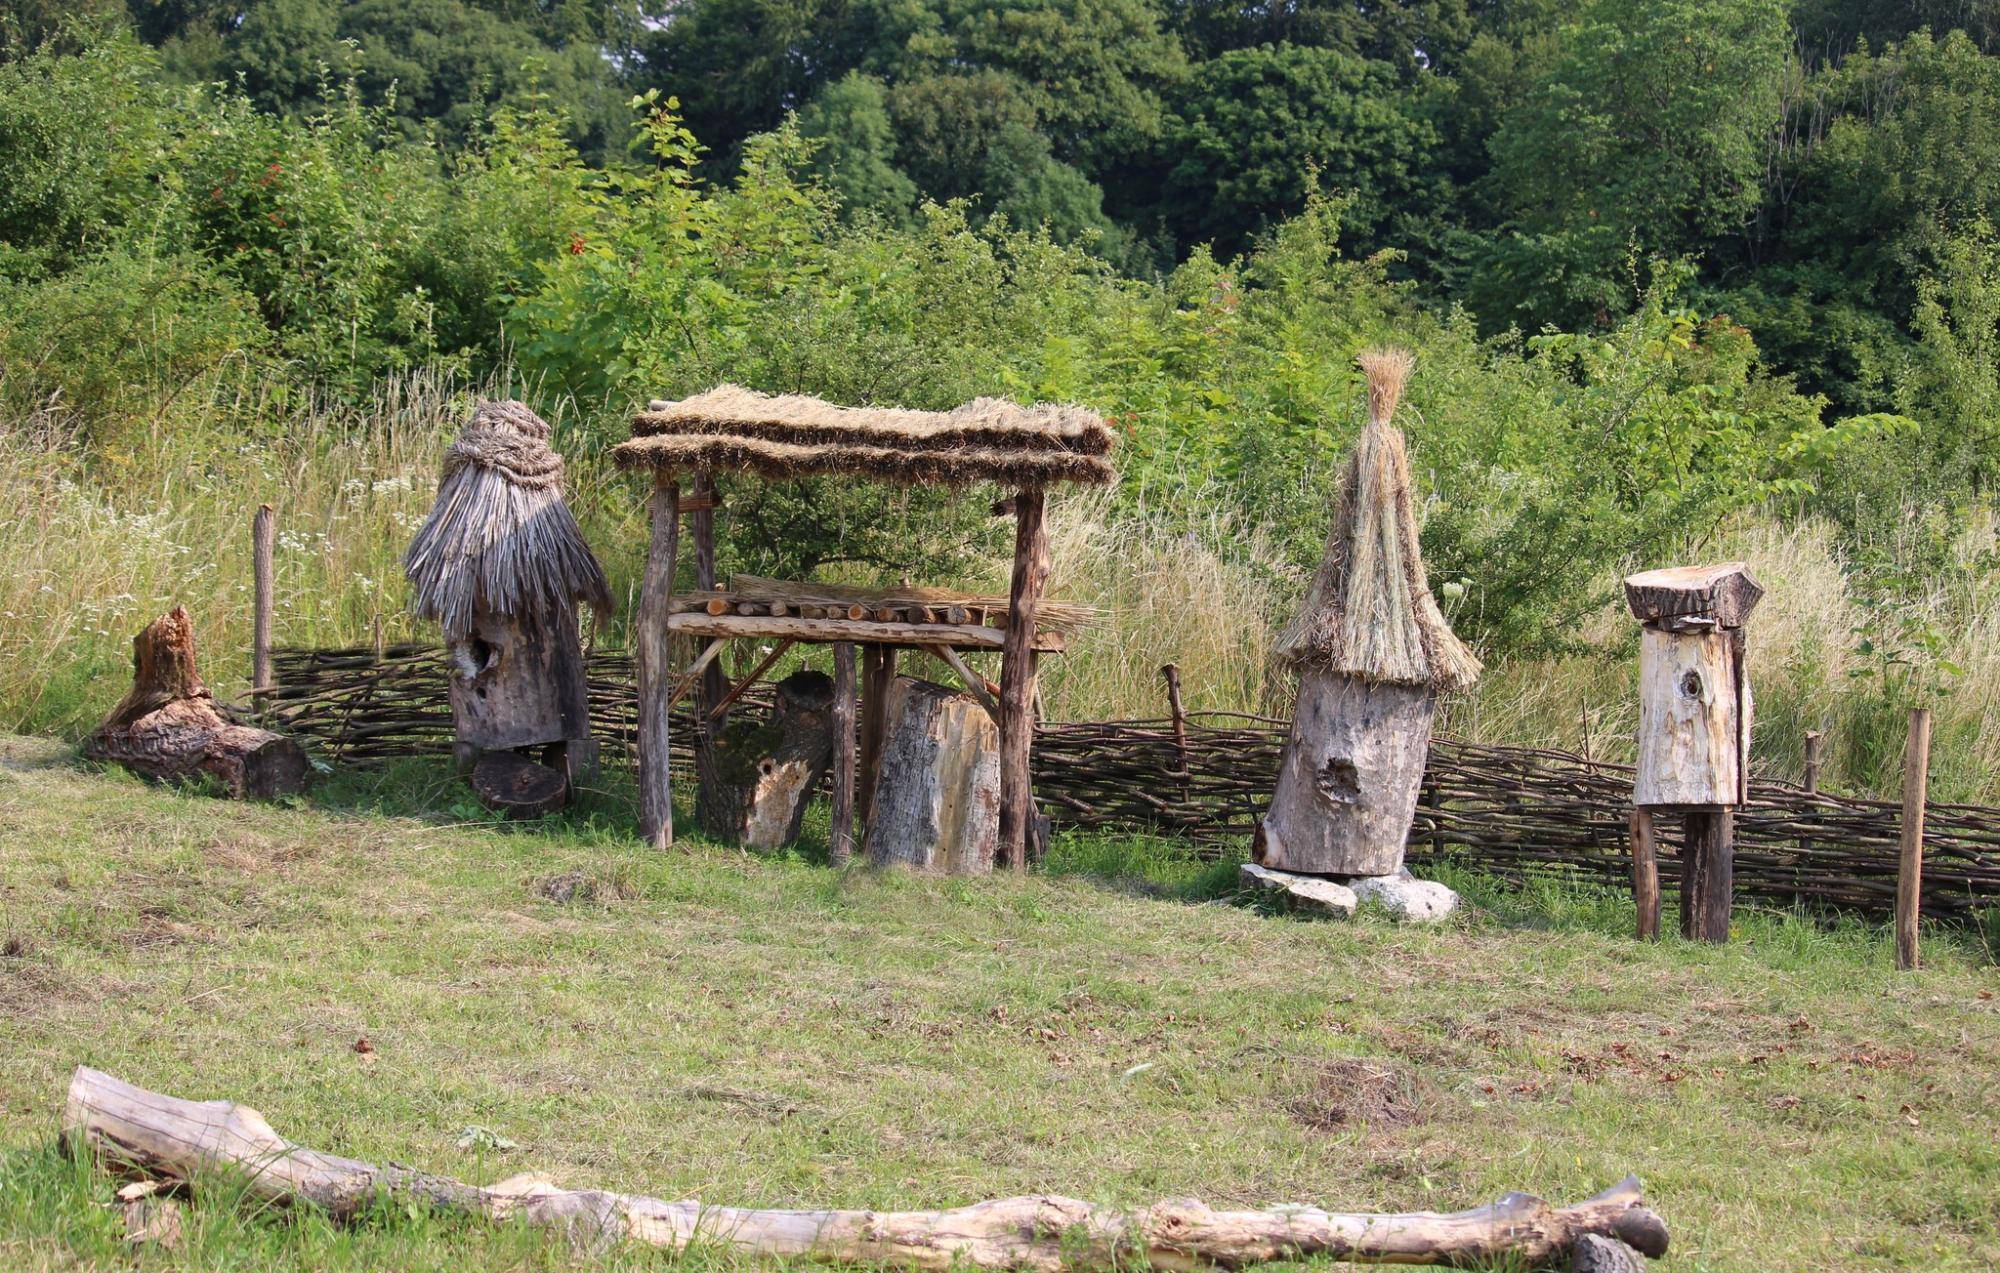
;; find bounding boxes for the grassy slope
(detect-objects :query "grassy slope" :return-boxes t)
[1,736,1996,1270]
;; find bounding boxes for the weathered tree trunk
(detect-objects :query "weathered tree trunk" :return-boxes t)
[698,671,835,849]
[63,1066,1669,1270]
[1255,671,1432,878]
[1634,628,1749,808]
[865,677,1000,874]
[84,608,307,800]
[1680,809,1735,943]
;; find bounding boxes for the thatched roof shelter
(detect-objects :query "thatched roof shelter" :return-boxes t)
[1273,351,1481,692]
[614,385,1117,487]
[404,400,612,639]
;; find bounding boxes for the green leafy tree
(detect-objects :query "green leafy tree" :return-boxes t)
[795,72,919,224]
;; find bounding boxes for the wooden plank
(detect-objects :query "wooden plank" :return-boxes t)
[665,611,1066,653]
[998,487,1049,872]
[828,643,857,866]
[636,476,681,849]
[1629,807,1659,941]
[1897,707,1932,971]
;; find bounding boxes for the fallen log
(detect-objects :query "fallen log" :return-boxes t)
[83,607,308,800]
[63,1067,1667,1269]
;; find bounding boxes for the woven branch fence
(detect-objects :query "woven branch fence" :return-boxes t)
[265,646,2000,920]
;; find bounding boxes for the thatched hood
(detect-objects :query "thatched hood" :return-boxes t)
[1273,351,1481,691]
[404,401,612,638]
[614,384,1118,487]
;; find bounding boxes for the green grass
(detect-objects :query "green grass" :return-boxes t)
[2,734,1997,1270]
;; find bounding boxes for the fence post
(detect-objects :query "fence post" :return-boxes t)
[251,504,275,715]
[1896,708,1933,971]
[1161,664,1190,804]
[1802,729,1824,793]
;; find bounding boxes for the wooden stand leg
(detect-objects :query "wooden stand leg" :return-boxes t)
[858,645,896,825]
[1897,707,1932,971]
[1680,808,1733,943]
[636,476,681,848]
[251,503,275,716]
[998,487,1049,872]
[828,643,857,866]
[1629,807,1659,941]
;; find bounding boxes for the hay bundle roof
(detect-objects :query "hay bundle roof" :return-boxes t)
[404,400,613,639]
[613,385,1117,487]
[1273,351,1481,691]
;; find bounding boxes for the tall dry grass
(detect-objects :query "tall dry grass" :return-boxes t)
[7,374,1997,802]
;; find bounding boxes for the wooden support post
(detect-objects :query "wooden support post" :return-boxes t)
[1680,809,1734,943]
[251,503,275,714]
[636,475,681,849]
[688,473,728,723]
[998,487,1049,872]
[858,645,897,824]
[829,643,857,866]
[1802,729,1824,793]
[1897,707,1932,971]
[1629,807,1659,941]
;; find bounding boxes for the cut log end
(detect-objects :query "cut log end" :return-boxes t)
[471,751,569,818]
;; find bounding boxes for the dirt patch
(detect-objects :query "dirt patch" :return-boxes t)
[1288,1058,1430,1132]
[532,870,634,905]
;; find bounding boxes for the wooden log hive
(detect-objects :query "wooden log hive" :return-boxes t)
[1624,561,1763,943]
[697,670,836,849]
[865,677,1002,873]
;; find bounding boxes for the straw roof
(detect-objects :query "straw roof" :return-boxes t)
[404,401,613,639]
[614,385,1117,487]
[1273,351,1482,691]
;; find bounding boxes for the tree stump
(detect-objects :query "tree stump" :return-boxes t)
[471,751,568,818]
[84,607,308,799]
[697,670,835,849]
[864,677,1001,874]
[1254,671,1433,877]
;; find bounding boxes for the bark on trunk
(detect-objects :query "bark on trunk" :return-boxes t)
[865,677,1001,874]
[84,607,307,800]
[828,643,858,866]
[636,477,680,848]
[697,671,836,849]
[998,487,1049,870]
[1256,672,1432,878]
[63,1066,1668,1270]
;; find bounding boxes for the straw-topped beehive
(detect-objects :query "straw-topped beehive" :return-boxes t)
[404,400,609,783]
[1274,351,1480,691]
[1257,351,1480,880]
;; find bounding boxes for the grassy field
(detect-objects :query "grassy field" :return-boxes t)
[1,734,1997,1270]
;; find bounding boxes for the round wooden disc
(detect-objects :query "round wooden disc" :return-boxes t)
[471,751,568,818]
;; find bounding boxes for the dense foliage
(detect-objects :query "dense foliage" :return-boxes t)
[0,9,1995,690]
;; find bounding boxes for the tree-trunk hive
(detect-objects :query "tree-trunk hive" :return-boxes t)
[404,401,611,801]
[1256,351,1480,877]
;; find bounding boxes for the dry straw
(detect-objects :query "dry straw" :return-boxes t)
[404,400,612,639]
[616,384,1118,487]
[1274,350,1482,690]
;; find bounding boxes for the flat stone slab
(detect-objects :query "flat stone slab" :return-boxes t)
[1240,862,1357,919]
[1349,870,1461,922]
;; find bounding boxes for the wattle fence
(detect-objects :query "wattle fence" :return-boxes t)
[265,645,2000,919]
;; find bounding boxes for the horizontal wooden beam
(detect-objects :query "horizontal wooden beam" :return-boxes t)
[665,611,1066,653]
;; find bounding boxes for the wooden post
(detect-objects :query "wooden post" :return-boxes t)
[1162,663,1191,802]
[998,488,1049,872]
[858,645,897,824]
[688,473,727,723]
[251,504,275,713]
[1802,729,1824,793]
[636,475,681,849]
[1897,707,1932,971]
[1680,810,1734,943]
[828,643,857,866]
[1629,807,1660,941]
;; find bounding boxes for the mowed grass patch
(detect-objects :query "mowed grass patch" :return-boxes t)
[0,735,1996,1270]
